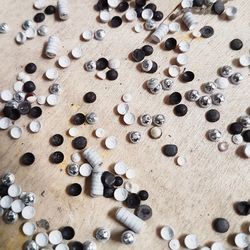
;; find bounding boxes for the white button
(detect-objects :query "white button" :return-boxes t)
[58,56,71,68]
[25,27,37,39]
[82,30,94,41]
[105,136,118,149]
[177,54,188,65]
[35,232,49,247]
[95,128,105,138]
[49,230,63,245]
[211,242,224,250]
[17,71,27,81]
[117,103,129,115]
[11,199,25,213]
[192,30,201,38]
[184,234,199,249]
[108,58,120,69]
[149,127,162,139]
[79,163,92,177]
[29,120,42,133]
[71,152,82,163]
[10,126,22,139]
[71,47,82,59]
[114,161,128,175]
[215,77,229,89]
[37,95,46,105]
[125,9,137,21]
[239,55,250,67]
[22,206,36,219]
[176,156,187,166]
[45,68,59,80]
[55,243,69,250]
[99,10,111,23]
[243,144,250,158]
[168,65,181,78]
[0,117,12,130]
[178,41,190,53]
[27,94,37,104]
[16,32,27,44]
[68,127,78,137]
[169,239,180,250]
[107,0,120,8]
[125,168,136,179]
[13,81,24,92]
[33,0,46,10]
[160,225,175,240]
[122,93,132,103]
[114,188,128,201]
[141,9,154,20]
[8,184,22,197]
[22,221,37,236]
[47,94,59,106]
[123,112,136,125]
[134,24,143,33]
[169,22,180,33]
[181,0,193,8]
[235,233,249,248]
[0,195,14,209]
[232,134,243,144]
[96,71,106,80]
[124,181,139,193]
[1,90,13,102]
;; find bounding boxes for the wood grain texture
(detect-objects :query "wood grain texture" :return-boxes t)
[0,0,249,249]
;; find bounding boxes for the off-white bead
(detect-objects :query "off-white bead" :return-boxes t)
[46,36,60,58]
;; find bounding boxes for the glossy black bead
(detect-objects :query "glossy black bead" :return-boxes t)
[205,109,220,122]
[0,185,9,196]
[174,104,188,117]
[200,26,214,38]
[68,241,83,250]
[230,39,243,50]
[135,204,152,221]
[116,1,129,12]
[242,130,250,142]
[212,0,225,15]
[106,69,118,81]
[50,151,64,164]
[212,218,230,233]
[44,5,56,15]
[165,38,177,50]
[96,57,108,70]
[67,183,82,196]
[50,134,64,146]
[193,0,204,7]
[72,113,85,125]
[148,61,158,73]
[135,7,143,18]
[169,92,182,105]
[3,107,21,120]
[153,11,164,21]
[182,71,195,82]
[235,201,250,216]
[135,0,146,7]
[162,144,178,157]
[229,122,243,135]
[60,226,75,240]
[29,106,42,118]
[101,171,116,187]
[25,63,37,74]
[21,152,35,165]
[145,3,157,11]
[114,176,123,186]
[103,187,115,198]
[138,190,149,201]
[23,81,36,93]
[17,101,31,115]
[126,193,141,209]
[132,49,145,62]
[141,45,153,56]
[84,92,96,103]
[72,136,87,150]
[110,16,122,28]
[33,13,45,23]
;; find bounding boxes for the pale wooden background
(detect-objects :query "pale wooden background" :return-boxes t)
[0,0,250,249]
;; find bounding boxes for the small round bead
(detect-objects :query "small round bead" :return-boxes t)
[165,38,177,50]
[230,38,243,50]
[205,109,220,122]
[67,183,82,196]
[213,218,230,233]
[169,92,182,105]
[220,65,233,78]
[96,57,108,70]
[72,136,87,150]
[239,115,250,128]
[152,114,165,126]
[84,92,96,103]
[121,230,136,245]
[207,129,222,142]
[30,106,42,118]
[186,90,200,102]
[60,226,75,240]
[147,78,162,94]
[95,228,111,242]
[25,63,37,74]
[110,16,122,28]
[50,151,64,164]
[141,45,153,56]
[212,93,225,106]
[140,114,152,126]
[141,59,153,72]
[181,71,195,82]
[203,82,217,94]
[50,134,64,146]
[72,113,85,125]
[198,95,212,108]
[106,69,118,80]
[132,49,145,62]
[161,78,174,90]
[174,104,188,117]
[33,13,45,23]
[138,190,149,200]
[84,61,96,72]
[230,72,243,85]
[66,163,79,176]
[229,122,243,135]
[44,5,56,15]
[94,29,106,40]
[23,81,36,93]
[21,152,35,165]
[86,112,98,124]
[149,127,162,139]
[128,131,141,144]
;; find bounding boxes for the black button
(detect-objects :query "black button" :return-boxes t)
[230,39,243,50]
[148,61,158,73]
[193,0,204,7]
[135,0,146,7]
[162,144,178,157]
[138,190,149,201]
[132,49,145,62]
[242,130,250,142]
[212,0,225,15]
[18,101,31,115]
[135,204,152,221]
[165,38,177,50]
[60,226,75,240]
[205,109,220,122]
[182,71,195,82]
[44,5,56,15]
[101,171,116,187]
[21,152,35,165]
[95,0,109,11]
[229,122,243,135]
[212,218,230,233]
[145,3,157,11]
[106,69,118,81]
[33,13,46,23]
[169,92,182,105]
[110,16,122,28]
[23,81,36,93]
[71,113,85,125]
[200,26,214,38]
[30,106,42,118]
[0,185,9,196]
[96,57,108,70]
[135,7,143,18]
[72,136,87,150]
[174,104,188,117]
[114,176,123,186]
[67,183,82,196]
[50,151,64,164]
[141,45,154,56]
[25,63,37,74]
[83,92,96,103]
[50,134,64,146]
[3,106,21,120]
[235,201,250,216]
[153,11,164,21]
[116,1,129,12]
[103,187,115,198]
[125,193,141,208]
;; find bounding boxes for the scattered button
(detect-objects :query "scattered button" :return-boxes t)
[99,10,111,23]
[162,144,178,157]
[235,233,249,248]
[79,163,92,177]
[229,122,243,135]
[50,151,64,164]
[211,242,224,250]
[68,127,78,137]
[215,77,229,89]
[29,120,42,133]
[72,136,87,150]
[125,9,138,21]
[230,38,243,50]
[138,190,149,201]
[49,230,63,245]
[200,26,214,38]
[96,71,106,80]
[176,156,187,166]
[82,30,94,41]
[182,71,195,82]
[58,56,71,68]
[174,104,188,117]
[168,65,181,78]
[242,130,250,142]
[134,24,143,33]
[71,47,82,59]
[34,13,45,23]
[212,218,230,233]
[108,58,120,69]
[35,232,49,247]
[243,144,250,158]
[123,112,136,125]
[30,106,42,118]
[132,49,145,62]
[47,94,59,106]
[125,168,136,179]
[0,90,12,102]
[11,199,25,213]
[68,241,83,250]
[160,225,175,240]
[184,234,199,249]
[165,38,177,50]
[25,63,37,74]
[0,195,13,209]
[239,55,250,67]
[45,68,59,80]
[110,16,122,28]
[95,128,105,138]
[206,109,220,122]
[126,193,141,208]
[21,152,35,165]
[0,117,12,129]
[16,32,27,44]
[169,239,181,250]
[235,201,250,215]
[105,136,118,149]
[116,1,129,12]
[67,183,82,196]
[114,161,128,175]
[124,181,139,193]
[169,92,182,105]
[232,134,243,145]
[96,57,108,71]
[10,126,22,139]
[149,127,162,139]
[8,184,22,197]
[22,206,36,219]
[44,5,56,15]
[177,54,188,66]
[114,187,128,201]
[22,222,37,236]
[60,226,75,240]
[106,69,118,80]
[84,92,96,103]
[114,176,123,186]
[117,103,129,115]
[178,41,190,52]
[135,204,152,220]
[141,8,154,20]
[50,134,64,146]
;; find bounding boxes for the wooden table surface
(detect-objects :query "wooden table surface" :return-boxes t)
[0,0,250,249]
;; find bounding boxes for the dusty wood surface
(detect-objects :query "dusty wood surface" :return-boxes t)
[0,0,250,249]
